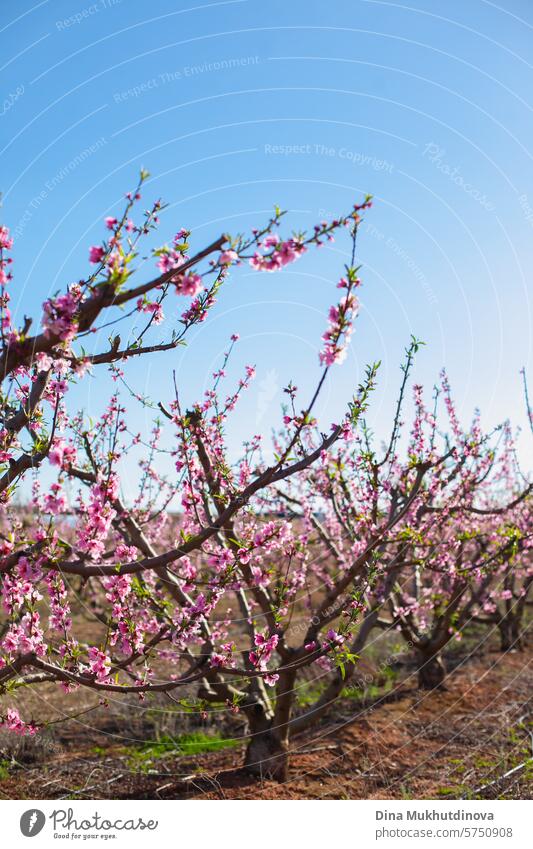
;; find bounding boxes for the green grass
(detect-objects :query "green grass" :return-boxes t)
[295,681,324,708]
[342,665,398,701]
[295,663,400,708]
[399,784,414,799]
[474,757,496,769]
[125,731,240,772]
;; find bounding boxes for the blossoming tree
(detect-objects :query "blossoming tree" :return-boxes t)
[0,173,375,777]
[275,353,531,700]
[0,174,529,781]
[469,372,533,652]
[376,380,532,687]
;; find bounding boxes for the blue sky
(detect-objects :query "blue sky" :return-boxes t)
[2,0,532,486]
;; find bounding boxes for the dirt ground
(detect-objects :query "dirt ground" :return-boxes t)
[0,646,531,800]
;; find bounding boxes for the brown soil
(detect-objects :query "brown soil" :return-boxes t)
[1,648,531,800]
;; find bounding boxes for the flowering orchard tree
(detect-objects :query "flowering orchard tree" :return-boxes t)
[383,408,532,687]
[469,371,533,652]
[276,353,532,698]
[0,171,376,777]
[0,173,530,781]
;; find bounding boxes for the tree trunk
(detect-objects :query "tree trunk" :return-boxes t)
[417,649,446,689]
[498,618,514,652]
[512,619,524,651]
[498,616,523,652]
[244,723,289,781]
[243,666,296,781]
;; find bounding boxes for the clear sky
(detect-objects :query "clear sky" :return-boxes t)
[2,0,532,486]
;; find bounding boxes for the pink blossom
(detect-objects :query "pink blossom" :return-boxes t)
[48,438,66,467]
[175,273,203,297]
[42,287,82,342]
[250,238,306,272]
[319,289,359,366]
[89,245,105,264]
[87,646,111,681]
[0,226,14,250]
[218,250,238,266]
[0,708,37,736]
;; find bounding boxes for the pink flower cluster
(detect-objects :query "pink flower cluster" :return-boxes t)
[48,437,77,469]
[87,646,111,681]
[2,611,46,658]
[174,272,203,297]
[319,286,359,366]
[42,286,83,343]
[136,297,164,324]
[0,708,37,736]
[89,245,105,264]
[43,482,67,515]
[46,571,72,632]
[2,560,41,614]
[210,641,236,669]
[249,631,279,686]
[77,476,118,559]
[207,548,234,572]
[0,225,13,289]
[250,235,306,272]
[0,226,14,251]
[155,229,190,277]
[218,249,238,266]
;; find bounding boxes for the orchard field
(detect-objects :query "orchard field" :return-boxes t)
[0,616,531,800]
[0,178,531,800]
